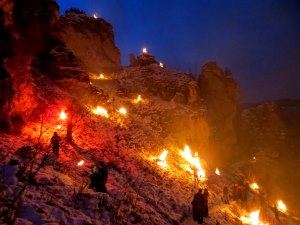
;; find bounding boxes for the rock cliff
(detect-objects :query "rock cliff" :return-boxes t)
[59,12,121,74]
[198,62,239,164]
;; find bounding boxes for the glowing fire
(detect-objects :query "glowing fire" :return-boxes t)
[142,47,147,54]
[77,160,84,166]
[215,168,220,176]
[240,211,269,225]
[250,183,259,191]
[97,73,111,80]
[93,13,97,19]
[60,111,67,120]
[133,94,143,103]
[92,106,109,118]
[277,200,287,213]
[159,62,164,68]
[118,107,127,115]
[180,145,205,178]
[157,149,168,168]
[56,125,62,130]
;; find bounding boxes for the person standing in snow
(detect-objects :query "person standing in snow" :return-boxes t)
[203,188,209,217]
[222,185,229,204]
[51,132,61,158]
[191,188,204,224]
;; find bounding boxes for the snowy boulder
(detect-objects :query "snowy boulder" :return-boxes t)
[0,164,19,185]
[18,205,46,225]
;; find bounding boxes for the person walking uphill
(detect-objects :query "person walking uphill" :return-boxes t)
[191,188,205,224]
[89,161,108,193]
[51,132,61,158]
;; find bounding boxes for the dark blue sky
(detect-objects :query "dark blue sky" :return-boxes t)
[57,0,300,102]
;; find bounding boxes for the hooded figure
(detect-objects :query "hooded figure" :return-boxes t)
[191,188,204,224]
[51,132,61,158]
[89,161,108,193]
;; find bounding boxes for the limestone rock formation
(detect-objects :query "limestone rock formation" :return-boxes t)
[198,62,239,163]
[59,12,121,73]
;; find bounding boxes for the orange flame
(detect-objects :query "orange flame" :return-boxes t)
[250,183,259,191]
[215,168,220,176]
[142,47,147,54]
[277,200,287,213]
[159,62,164,68]
[56,125,62,130]
[93,13,97,19]
[157,149,168,168]
[133,94,143,104]
[240,210,269,225]
[118,107,127,115]
[180,145,205,178]
[92,106,109,118]
[60,111,67,120]
[77,160,84,166]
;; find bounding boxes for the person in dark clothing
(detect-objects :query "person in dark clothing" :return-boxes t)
[51,132,61,158]
[191,188,204,224]
[89,161,108,193]
[223,186,229,204]
[203,188,209,217]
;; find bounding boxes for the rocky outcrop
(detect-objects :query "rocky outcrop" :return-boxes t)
[115,63,198,105]
[59,13,121,73]
[198,62,239,163]
[129,52,158,67]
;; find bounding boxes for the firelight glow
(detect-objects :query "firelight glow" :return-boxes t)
[157,149,168,168]
[215,168,220,176]
[56,125,62,130]
[277,200,287,213]
[180,145,205,178]
[77,160,84,166]
[142,47,147,54]
[240,210,268,225]
[92,106,109,118]
[60,111,67,120]
[93,13,97,19]
[159,62,164,68]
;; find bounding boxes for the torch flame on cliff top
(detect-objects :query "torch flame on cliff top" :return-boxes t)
[215,168,220,176]
[159,62,164,68]
[157,149,168,168]
[277,200,287,213]
[142,47,147,54]
[60,111,67,120]
[93,13,97,19]
[180,145,205,178]
[240,210,269,225]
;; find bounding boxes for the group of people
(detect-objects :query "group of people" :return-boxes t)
[191,188,209,224]
[50,132,109,193]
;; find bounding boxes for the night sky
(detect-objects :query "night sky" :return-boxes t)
[57,0,300,102]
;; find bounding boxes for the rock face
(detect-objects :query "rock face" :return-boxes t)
[198,62,239,163]
[0,0,60,133]
[59,13,121,73]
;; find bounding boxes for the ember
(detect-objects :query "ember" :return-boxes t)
[142,47,147,54]
[60,111,67,120]
[250,183,259,191]
[118,107,127,115]
[240,210,268,225]
[157,149,168,168]
[215,168,220,176]
[277,200,287,213]
[180,145,205,179]
[92,106,109,118]
[56,125,62,130]
[77,160,84,166]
